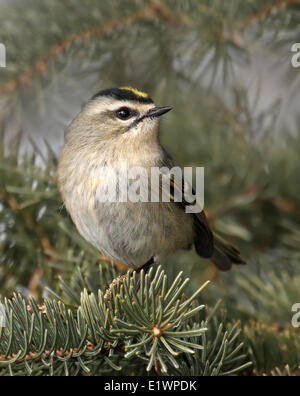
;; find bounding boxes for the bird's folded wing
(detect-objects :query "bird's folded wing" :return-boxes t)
[160,171,214,258]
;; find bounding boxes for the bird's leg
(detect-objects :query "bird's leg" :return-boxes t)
[136,257,155,291]
[137,257,155,275]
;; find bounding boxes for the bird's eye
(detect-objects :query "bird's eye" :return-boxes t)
[115,107,132,120]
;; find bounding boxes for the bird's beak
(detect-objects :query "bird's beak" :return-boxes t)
[145,106,172,118]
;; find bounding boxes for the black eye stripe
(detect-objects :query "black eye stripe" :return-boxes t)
[115,107,137,120]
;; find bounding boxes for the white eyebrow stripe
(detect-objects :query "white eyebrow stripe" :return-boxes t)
[87,98,154,115]
[108,103,154,112]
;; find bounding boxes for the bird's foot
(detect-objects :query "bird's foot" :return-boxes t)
[137,257,155,274]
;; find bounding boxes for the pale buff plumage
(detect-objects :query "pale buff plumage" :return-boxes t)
[57,95,194,269]
[57,88,245,272]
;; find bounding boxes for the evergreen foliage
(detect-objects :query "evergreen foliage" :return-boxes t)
[0,264,252,376]
[0,0,299,376]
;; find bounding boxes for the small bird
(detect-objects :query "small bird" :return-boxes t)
[57,87,245,274]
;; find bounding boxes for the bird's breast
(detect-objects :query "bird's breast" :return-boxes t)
[57,150,194,267]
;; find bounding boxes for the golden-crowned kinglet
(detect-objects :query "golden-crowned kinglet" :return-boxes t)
[57,87,245,273]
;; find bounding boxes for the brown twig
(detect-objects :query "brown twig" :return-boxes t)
[0,1,178,95]
[238,0,300,30]
[104,274,128,303]
[4,190,58,295]
[6,193,58,260]
[28,268,43,299]
[37,226,57,260]
[6,196,35,230]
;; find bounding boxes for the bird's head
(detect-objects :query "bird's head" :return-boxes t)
[65,87,172,148]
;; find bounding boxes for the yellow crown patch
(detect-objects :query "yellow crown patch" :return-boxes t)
[119,86,148,98]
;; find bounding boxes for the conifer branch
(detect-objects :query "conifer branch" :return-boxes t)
[0,0,177,96]
[0,265,251,376]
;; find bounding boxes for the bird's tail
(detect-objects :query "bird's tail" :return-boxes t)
[210,234,246,271]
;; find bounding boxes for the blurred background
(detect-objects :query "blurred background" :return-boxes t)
[0,0,300,375]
